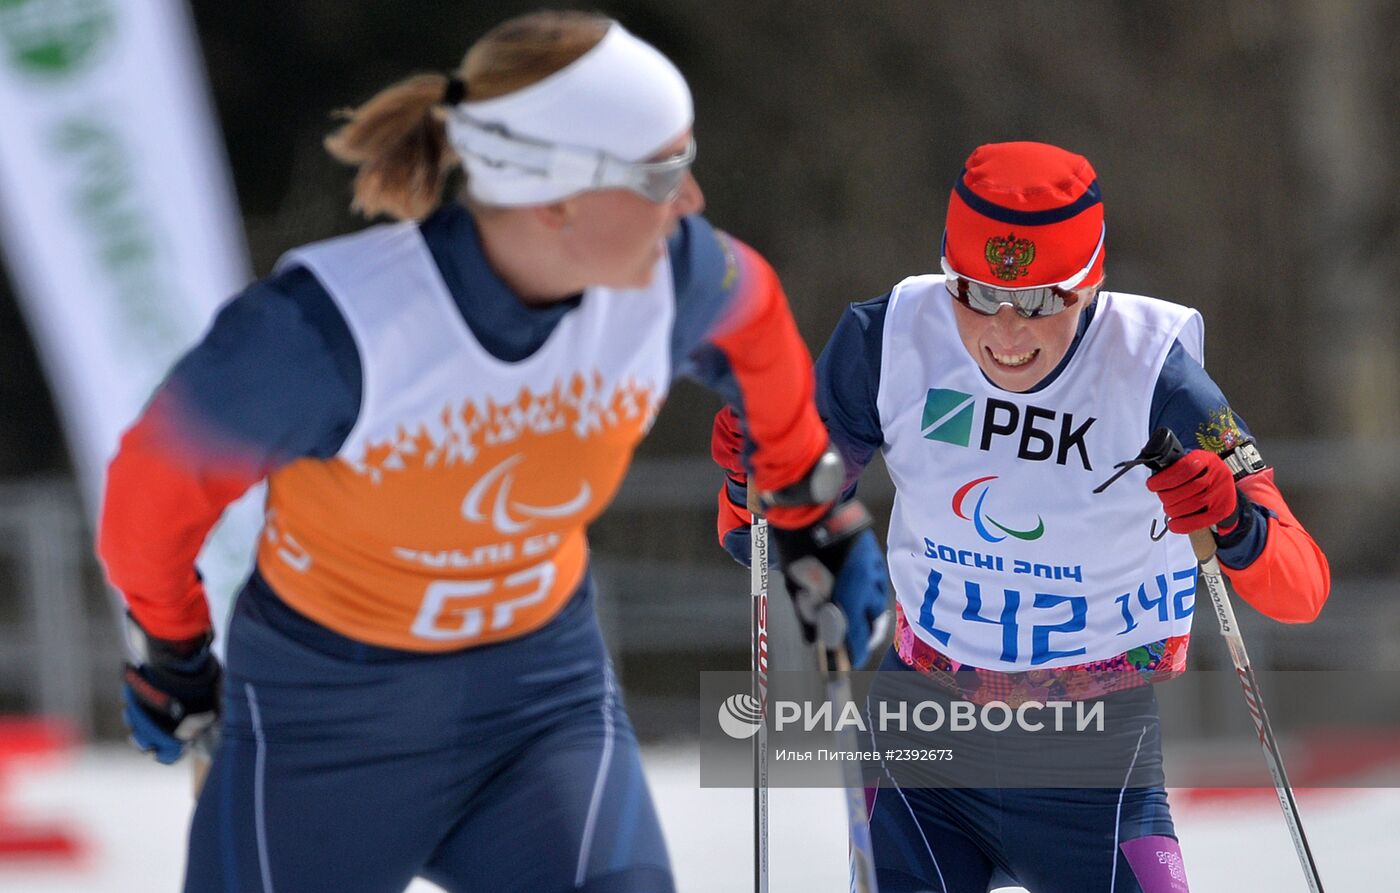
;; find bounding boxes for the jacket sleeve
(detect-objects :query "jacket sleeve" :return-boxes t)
[99,389,266,638]
[815,296,889,497]
[1218,469,1330,623]
[668,218,829,529]
[97,269,361,639]
[1151,340,1329,623]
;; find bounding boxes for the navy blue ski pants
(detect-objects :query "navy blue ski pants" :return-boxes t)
[865,649,1186,892]
[184,572,672,893]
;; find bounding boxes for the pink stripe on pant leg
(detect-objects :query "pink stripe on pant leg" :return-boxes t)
[1119,835,1189,892]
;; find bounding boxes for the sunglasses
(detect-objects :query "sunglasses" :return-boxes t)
[448,110,696,204]
[608,139,696,203]
[941,224,1105,319]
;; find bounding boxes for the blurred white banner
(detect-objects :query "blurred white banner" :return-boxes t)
[0,0,261,641]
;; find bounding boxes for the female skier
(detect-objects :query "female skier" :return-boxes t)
[100,11,886,892]
[714,140,1329,891]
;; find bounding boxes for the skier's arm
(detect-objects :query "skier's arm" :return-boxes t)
[1217,468,1329,623]
[673,219,892,666]
[669,218,829,529]
[1150,342,1329,622]
[97,269,361,639]
[815,296,890,497]
[711,296,888,570]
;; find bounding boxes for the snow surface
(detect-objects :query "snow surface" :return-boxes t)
[0,746,1391,891]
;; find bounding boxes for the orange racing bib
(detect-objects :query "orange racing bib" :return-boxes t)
[257,223,672,651]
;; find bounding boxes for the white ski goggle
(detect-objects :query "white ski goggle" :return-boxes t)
[449,111,695,204]
[941,224,1105,319]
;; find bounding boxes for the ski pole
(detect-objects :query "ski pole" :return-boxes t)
[191,723,218,797]
[1189,532,1325,892]
[1111,428,1326,893]
[750,505,770,893]
[815,604,879,893]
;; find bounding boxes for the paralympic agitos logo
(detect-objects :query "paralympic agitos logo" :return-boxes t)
[952,475,1045,544]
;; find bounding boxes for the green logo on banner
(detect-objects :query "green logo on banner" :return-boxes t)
[922,388,975,446]
[0,0,112,77]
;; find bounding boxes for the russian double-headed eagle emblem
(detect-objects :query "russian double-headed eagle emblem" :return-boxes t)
[985,233,1036,281]
[1196,407,1246,453]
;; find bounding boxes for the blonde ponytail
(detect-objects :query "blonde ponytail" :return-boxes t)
[324,73,458,221]
[324,12,610,219]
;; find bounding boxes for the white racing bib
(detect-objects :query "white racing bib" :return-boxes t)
[877,277,1203,670]
[256,222,674,650]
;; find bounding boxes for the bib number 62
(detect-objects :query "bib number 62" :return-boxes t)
[410,561,555,641]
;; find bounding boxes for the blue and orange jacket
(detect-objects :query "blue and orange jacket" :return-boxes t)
[99,206,827,647]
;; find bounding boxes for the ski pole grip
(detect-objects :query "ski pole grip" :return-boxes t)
[1139,426,1187,473]
[1139,428,1217,562]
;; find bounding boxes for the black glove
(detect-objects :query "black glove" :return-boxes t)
[771,500,893,669]
[122,614,221,765]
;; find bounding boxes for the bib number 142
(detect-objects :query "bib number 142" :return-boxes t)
[919,567,1088,666]
[917,567,1195,666]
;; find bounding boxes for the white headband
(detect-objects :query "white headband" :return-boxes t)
[446,23,693,206]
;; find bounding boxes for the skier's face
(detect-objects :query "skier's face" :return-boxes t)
[555,132,704,289]
[951,292,1091,392]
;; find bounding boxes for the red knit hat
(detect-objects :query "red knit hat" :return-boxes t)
[944,142,1104,289]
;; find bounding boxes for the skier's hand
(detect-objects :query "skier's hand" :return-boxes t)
[122,615,221,765]
[711,406,891,665]
[1145,448,1242,534]
[771,500,893,670]
[711,406,755,566]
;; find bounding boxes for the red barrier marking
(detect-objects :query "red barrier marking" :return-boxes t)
[0,716,85,861]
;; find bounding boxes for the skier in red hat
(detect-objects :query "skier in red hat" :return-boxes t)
[714,141,1329,891]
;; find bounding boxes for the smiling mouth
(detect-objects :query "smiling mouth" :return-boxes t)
[987,347,1039,368]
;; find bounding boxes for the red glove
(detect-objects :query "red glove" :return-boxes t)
[711,405,835,539]
[711,405,746,481]
[1145,449,1240,534]
[712,407,751,547]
